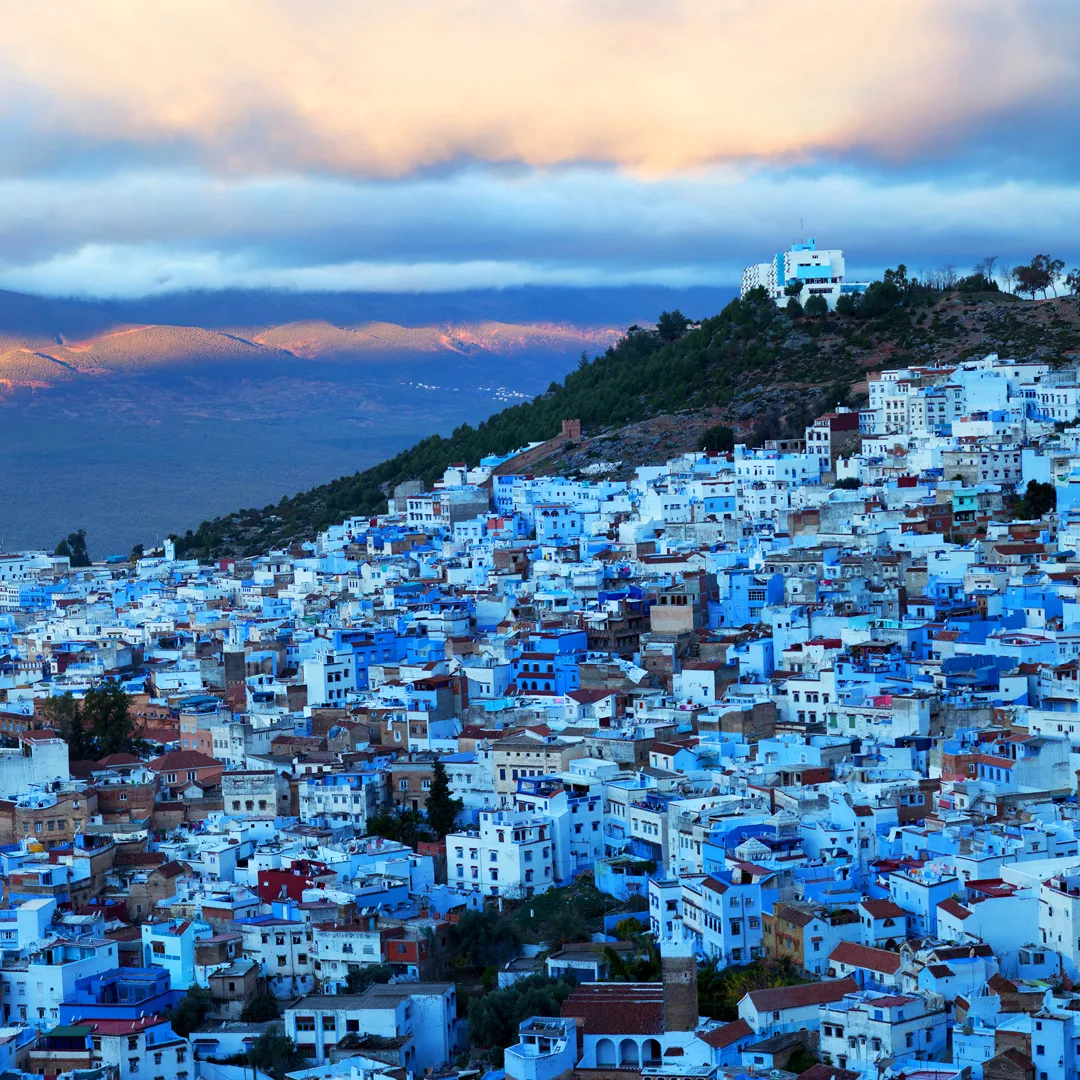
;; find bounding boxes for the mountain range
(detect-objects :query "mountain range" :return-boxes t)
[0,284,735,556]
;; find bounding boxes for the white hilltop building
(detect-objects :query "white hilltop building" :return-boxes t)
[740,238,870,309]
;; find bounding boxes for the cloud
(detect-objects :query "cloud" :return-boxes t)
[1,166,1078,297]
[0,1,1076,179]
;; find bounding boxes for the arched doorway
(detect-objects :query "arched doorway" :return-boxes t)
[595,1039,616,1067]
[643,1039,662,1066]
[619,1039,639,1067]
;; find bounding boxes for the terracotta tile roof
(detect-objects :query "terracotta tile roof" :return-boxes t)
[697,1018,752,1050]
[796,1067,861,1080]
[745,977,858,1013]
[772,904,814,927]
[860,899,907,919]
[937,898,971,921]
[561,983,666,1035]
[828,942,902,974]
[148,750,221,771]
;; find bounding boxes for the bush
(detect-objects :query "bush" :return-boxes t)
[701,424,735,453]
[241,991,281,1022]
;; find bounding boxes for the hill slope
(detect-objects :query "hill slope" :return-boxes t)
[171,288,1080,559]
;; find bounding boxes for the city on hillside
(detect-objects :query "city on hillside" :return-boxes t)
[2,348,1080,1080]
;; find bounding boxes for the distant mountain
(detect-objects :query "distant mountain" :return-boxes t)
[0,284,735,391]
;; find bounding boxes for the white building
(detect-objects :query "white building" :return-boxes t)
[1,938,118,1030]
[285,983,458,1069]
[740,239,869,310]
[679,871,764,966]
[818,991,948,1071]
[446,809,556,897]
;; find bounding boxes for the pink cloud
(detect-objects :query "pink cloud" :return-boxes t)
[0,0,1072,177]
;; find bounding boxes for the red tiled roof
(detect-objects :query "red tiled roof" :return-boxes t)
[561,983,666,1035]
[746,978,858,1013]
[148,750,222,771]
[697,1019,752,1049]
[828,942,901,974]
[860,899,907,919]
[937,898,971,921]
[796,1067,861,1080]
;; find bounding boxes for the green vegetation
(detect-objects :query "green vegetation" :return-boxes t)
[247,1030,308,1080]
[54,528,91,567]
[700,423,735,453]
[467,974,579,1065]
[425,757,464,838]
[345,963,393,994]
[169,985,215,1037]
[1014,479,1056,519]
[697,957,808,1022]
[42,684,147,759]
[446,907,524,978]
[167,278,1080,559]
[240,991,281,1022]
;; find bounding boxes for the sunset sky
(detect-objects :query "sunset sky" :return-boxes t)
[1,0,1077,297]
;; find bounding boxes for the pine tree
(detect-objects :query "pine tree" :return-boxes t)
[425,757,463,838]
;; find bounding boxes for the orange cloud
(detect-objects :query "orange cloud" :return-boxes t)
[0,0,1070,177]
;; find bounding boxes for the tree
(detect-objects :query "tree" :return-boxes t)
[696,956,805,1022]
[750,408,783,448]
[656,310,690,342]
[785,297,803,319]
[956,272,999,293]
[169,985,215,1037]
[54,529,91,567]
[467,974,578,1061]
[1040,254,1066,296]
[446,907,522,978]
[834,293,859,315]
[1013,256,1056,300]
[41,685,143,760]
[1067,268,1080,295]
[40,693,96,759]
[613,916,648,940]
[366,805,426,847]
[700,424,735,453]
[345,963,393,994]
[803,294,829,318]
[602,933,660,982]
[82,683,143,757]
[1016,480,1056,520]
[783,280,804,298]
[835,477,861,489]
[240,991,281,1022]
[425,757,463,838]
[974,255,998,285]
[129,543,144,562]
[248,1029,307,1080]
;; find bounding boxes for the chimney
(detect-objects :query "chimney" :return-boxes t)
[660,938,698,1032]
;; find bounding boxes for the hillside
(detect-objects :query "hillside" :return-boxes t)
[170,286,1080,560]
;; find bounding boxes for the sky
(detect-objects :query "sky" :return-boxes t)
[0,0,1078,299]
